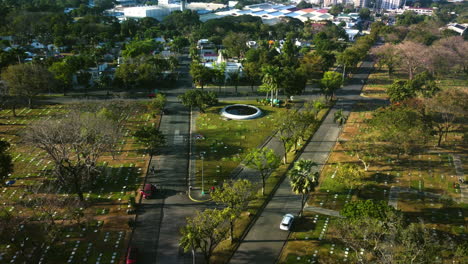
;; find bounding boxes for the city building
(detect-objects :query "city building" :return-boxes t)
[378,0,403,10]
[122,5,180,20]
[354,0,368,8]
[447,23,467,35]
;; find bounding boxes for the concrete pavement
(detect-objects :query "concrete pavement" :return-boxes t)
[229,59,375,264]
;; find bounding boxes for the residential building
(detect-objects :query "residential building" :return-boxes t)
[354,0,368,8]
[447,23,467,35]
[378,0,403,10]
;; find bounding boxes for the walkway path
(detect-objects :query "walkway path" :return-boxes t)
[303,205,342,218]
[229,59,376,264]
[452,154,467,204]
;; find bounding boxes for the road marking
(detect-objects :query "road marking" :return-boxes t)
[173,129,183,144]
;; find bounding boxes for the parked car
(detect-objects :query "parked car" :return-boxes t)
[126,247,138,264]
[280,214,294,231]
[140,183,157,199]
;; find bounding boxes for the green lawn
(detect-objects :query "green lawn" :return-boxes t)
[194,100,289,186]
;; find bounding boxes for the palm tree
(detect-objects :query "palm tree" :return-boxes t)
[288,159,318,216]
[333,109,348,126]
[260,65,281,105]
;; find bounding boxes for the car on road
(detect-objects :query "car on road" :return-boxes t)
[140,183,157,199]
[126,247,138,264]
[280,214,294,231]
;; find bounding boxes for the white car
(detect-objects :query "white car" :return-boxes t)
[280,214,294,231]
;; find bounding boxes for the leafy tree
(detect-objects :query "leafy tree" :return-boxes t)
[134,126,166,156]
[329,4,344,16]
[170,36,190,53]
[282,67,307,97]
[337,48,361,78]
[412,71,439,98]
[313,32,336,53]
[179,209,228,264]
[335,206,456,263]
[242,61,261,92]
[296,0,313,9]
[178,90,218,113]
[211,62,226,94]
[319,71,342,101]
[122,39,161,58]
[0,141,13,186]
[162,10,200,34]
[332,163,365,190]
[341,200,396,220]
[280,34,298,67]
[244,147,280,196]
[372,43,400,76]
[227,70,241,96]
[147,93,167,115]
[114,63,138,90]
[23,112,121,202]
[288,159,318,216]
[190,63,213,90]
[424,88,468,146]
[396,11,425,26]
[222,32,248,58]
[299,51,326,79]
[135,62,160,92]
[1,63,53,108]
[359,8,371,20]
[275,110,298,164]
[387,80,416,103]
[211,179,255,242]
[369,106,430,157]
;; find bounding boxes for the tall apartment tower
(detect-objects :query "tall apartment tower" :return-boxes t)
[378,0,403,10]
[180,0,186,11]
[323,0,346,7]
[354,0,367,8]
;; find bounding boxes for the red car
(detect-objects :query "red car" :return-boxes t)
[140,183,157,199]
[126,247,138,264]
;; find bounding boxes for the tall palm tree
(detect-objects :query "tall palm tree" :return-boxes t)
[288,159,318,216]
[260,65,281,105]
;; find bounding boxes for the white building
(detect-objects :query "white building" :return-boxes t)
[354,0,368,8]
[447,23,467,35]
[379,0,403,10]
[123,5,180,20]
[204,53,243,79]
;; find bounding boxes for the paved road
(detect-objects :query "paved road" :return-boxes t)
[130,55,210,264]
[229,59,375,264]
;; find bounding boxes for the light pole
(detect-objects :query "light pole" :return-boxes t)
[200,153,205,195]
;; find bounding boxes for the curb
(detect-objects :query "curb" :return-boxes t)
[187,188,213,203]
[124,109,164,261]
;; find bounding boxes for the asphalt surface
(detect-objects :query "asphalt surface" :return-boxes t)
[229,59,376,264]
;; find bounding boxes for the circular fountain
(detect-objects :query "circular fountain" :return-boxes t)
[220,104,263,120]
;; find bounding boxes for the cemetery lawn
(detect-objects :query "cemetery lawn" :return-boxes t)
[0,104,157,264]
[278,101,467,264]
[362,67,468,99]
[193,100,289,186]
